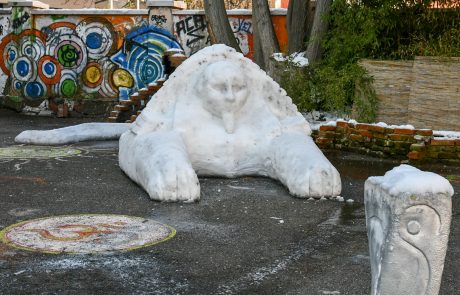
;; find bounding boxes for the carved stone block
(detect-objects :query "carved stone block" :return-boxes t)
[365,165,454,295]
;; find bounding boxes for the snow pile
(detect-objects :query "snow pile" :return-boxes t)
[367,164,454,197]
[273,52,309,67]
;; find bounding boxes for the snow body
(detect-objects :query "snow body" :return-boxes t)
[16,44,341,202]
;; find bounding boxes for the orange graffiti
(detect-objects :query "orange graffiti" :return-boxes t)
[28,222,127,241]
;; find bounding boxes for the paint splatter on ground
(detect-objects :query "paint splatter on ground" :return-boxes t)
[0,214,175,254]
[0,146,81,159]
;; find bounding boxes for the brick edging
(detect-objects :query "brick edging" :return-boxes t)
[313,122,460,163]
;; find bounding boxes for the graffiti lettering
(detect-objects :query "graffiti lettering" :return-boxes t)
[232,18,252,34]
[12,12,30,30]
[151,14,167,27]
[175,15,207,47]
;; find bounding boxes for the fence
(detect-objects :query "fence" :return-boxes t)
[361,56,460,131]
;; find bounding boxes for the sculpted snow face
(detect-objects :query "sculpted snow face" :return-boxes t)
[118,45,342,202]
[15,44,341,202]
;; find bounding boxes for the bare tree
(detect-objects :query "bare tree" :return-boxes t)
[287,0,311,54]
[306,0,332,63]
[252,0,280,75]
[204,0,242,52]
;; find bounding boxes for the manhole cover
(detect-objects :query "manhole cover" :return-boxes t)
[0,214,176,254]
[0,146,81,159]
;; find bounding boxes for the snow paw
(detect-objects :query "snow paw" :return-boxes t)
[286,161,341,198]
[145,162,200,203]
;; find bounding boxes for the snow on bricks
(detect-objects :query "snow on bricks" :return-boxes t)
[314,121,460,162]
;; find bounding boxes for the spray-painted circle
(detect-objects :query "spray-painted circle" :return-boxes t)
[53,69,78,97]
[38,55,61,84]
[49,35,87,73]
[13,56,36,82]
[0,146,81,159]
[76,18,117,60]
[24,81,46,98]
[20,38,45,60]
[0,215,176,254]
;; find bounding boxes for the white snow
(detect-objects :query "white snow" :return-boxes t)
[367,164,454,197]
[433,130,460,139]
[273,52,309,67]
[15,123,130,145]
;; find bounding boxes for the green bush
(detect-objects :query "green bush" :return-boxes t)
[281,0,460,122]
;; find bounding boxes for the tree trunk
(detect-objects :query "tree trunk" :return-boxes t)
[252,0,280,76]
[306,0,332,63]
[203,0,241,52]
[287,0,311,54]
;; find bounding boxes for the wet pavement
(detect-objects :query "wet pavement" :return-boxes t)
[0,108,459,295]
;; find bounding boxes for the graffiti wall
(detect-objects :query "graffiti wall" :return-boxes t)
[0,8,288,105]
[173,11,288,59]
[0,12,181,102]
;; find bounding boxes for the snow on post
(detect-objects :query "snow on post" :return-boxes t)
[365,165,453,295]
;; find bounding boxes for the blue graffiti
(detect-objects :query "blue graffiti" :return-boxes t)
[25,81,45,98]
[86,32,103,50]
[16,60,29,77]
[111,25,182,99]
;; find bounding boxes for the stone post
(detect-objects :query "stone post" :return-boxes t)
[365,165,453,295]
[147,0,185,34]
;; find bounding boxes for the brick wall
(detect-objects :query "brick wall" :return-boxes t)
[314,121,460,163]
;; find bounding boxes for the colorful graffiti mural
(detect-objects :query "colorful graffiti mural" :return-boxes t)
[0,14,181,101]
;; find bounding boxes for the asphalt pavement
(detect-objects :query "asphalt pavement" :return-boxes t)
[0,108,459,295]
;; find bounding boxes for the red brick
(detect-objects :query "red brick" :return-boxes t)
[350,134,364,142]
[316,137,332,146]
[319,125,336,132]
[336,121,348,128]
[389,134,414,141]
[57,104,68,118]
[455,139,460,146]
[359,130,373,138]
[356,123,370,130]
[430,139,455,146]
[394,128,415,135]
[408,151,425,160]
[368,125,386,133]
[415,129,433,136]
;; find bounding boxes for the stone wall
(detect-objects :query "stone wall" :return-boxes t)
[314,121,460,163]
[361,56,460,131]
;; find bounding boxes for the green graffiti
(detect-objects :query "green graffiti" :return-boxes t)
[0,146,81,159]
[58,44,78,67]
[61,79,77,97]
[51,15,66,21]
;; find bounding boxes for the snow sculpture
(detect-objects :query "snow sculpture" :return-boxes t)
[365,165,453,295]
[16,44,341,202]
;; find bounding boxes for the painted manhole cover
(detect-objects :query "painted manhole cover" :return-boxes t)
[0,146,81,159]
[0,214,175,254]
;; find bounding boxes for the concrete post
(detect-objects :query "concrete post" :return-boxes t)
[7,0,48,33]
[365,165,453,295]
[147,0,185,34]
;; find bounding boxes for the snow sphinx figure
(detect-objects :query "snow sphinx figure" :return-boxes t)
[16,45,341,202]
